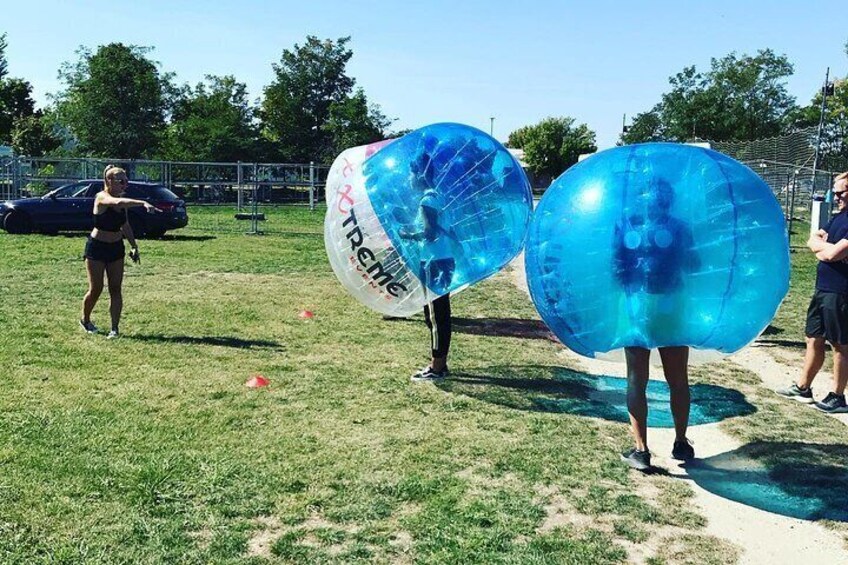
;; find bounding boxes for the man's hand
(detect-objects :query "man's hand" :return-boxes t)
[129,247,140,264]
[808,232,829,253]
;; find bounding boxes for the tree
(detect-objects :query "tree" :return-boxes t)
[0,78,37,144]
[621,49,796,144]
[11,112,60,156]
[160,75,261,162]
[54,43,172,158]
[620,109,665,144]
[0,34,39,145]
[261,36,390,162]
[508,117,597,179]
[506,125,532,149]
[324,88,391,153]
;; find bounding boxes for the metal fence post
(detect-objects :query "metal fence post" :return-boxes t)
[237,161,243,211]
[309,161,315,211]
[252,163,259,234]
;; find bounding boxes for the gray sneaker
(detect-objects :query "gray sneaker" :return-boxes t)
[411,366,449,382]
[776,383,814,403]
[80,319,98,334]
[106,330,119,340]
[815,392,848,414]
[620,448,651,472]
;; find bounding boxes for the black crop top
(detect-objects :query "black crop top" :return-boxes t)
[94,207,127,231]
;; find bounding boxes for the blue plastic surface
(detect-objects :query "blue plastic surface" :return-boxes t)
[363,123,532,296]
[525,143,790,357]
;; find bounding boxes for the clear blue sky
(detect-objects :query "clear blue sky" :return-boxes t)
[3,0,846,150]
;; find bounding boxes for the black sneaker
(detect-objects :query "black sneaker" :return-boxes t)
[411,366,449,382]
[620,448,651,471]
[79,319,98,334]
[814,392,848,414]
[776,383,814,403]
[672,439,695,461]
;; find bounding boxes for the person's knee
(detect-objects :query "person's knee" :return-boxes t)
[108,284,122,298]
[87,284,103,298]
[832,343,848,357]
[807,336,826,351]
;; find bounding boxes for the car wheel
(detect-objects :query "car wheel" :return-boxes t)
[4,211,33,234]
[146,229,166,239]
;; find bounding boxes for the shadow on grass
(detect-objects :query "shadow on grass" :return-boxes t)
[685,441,848,522]
[756,339,806,350]
[452,317,558,341]
[442,365,755,427]
[159,234,217,242]
[127,334,284,351]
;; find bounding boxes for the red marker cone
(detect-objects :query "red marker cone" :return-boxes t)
[245,375,270,388]
[299,310,315,319]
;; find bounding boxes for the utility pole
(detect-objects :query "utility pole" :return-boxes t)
[811,67,832,198]
[490,117,495,137]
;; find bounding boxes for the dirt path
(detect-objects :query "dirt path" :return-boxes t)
[507,255,848,564]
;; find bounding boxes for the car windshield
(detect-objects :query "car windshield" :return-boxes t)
[46,182,93,199]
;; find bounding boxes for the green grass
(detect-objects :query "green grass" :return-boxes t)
[0,207,838,563]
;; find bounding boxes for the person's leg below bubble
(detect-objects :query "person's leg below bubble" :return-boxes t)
[82,258,106,332]
[624,346,650,438]
[105,258,125,337]
[429,259,454,373]
[659,345,695,461]
[622,347,652,470]
[413,260,453,381]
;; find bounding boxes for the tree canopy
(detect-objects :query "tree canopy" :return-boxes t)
[621,49,796,144]
[54,43,172,158]
[160,75,260,162]
[508,117,596,179]
[261,36,389,162]
[0,34,40,147]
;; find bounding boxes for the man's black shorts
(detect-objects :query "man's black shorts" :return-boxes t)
[805,290,848,344]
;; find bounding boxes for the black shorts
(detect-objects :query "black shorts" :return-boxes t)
[84,237,125,264]
[805,290,848,344]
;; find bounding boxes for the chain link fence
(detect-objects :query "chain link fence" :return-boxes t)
[0,156,330,235]
[708,126,846,235]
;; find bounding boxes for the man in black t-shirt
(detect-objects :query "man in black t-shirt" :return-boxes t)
[778,172,848,413]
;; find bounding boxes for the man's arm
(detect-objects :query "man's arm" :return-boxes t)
[808,231,829,253]
[813,238,848,262]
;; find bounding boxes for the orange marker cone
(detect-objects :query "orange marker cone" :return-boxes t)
[245,375,270,388]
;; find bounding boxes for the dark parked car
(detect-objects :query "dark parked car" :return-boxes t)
[0,180,188,238]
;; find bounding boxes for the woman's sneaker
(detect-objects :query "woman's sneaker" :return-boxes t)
[411,366,449,382]
[776,383,814,403]
[106,330,120,340]
[620,448,651,471]
[672,439,695,461]
[814,392,848,413]
[79,320,98,334]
